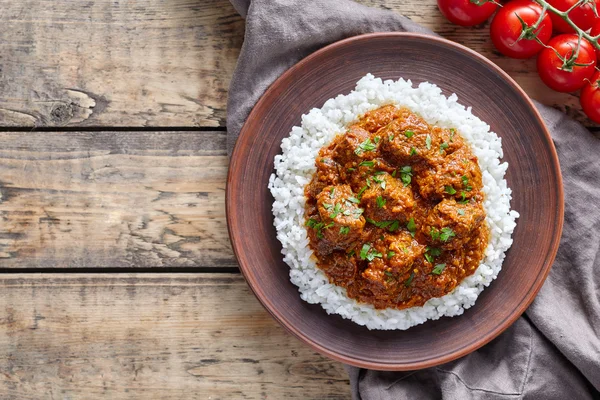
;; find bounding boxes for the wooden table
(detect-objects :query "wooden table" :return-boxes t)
[0,1,596,398]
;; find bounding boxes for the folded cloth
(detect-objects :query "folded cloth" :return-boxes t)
[227,1,600,399]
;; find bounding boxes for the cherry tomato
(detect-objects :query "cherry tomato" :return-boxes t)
[547,0,600,33]
[437,0,499,26]
[580,70,600,123]
[590,20,600,60]
[490,0,553,59]
[537,34,597,92]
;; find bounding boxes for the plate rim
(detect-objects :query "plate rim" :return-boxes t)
[226,32,564,370]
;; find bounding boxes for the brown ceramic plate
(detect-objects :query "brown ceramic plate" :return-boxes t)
[226,33,563,370]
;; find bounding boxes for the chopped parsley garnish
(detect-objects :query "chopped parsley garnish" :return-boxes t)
[387,251,396,258]
[359,244,370,260]
[357,186,368,198]
[355,138,377,155]
[366,177,372,188]
[323,203,333,211]
[329,203,342,218]
[353,208,364,217]
[401,247,409,254]
[359,243,382,261]
[347,250,355,258]
[389,133,395,141]
[431,263,447,275]
[424,252,434,263]
[426,134,432,150]
[392,169,397,177]
[366,218,399,232]
[347,167,356,172]
[404,130,415,138]
[324,222,335,229]
[457,209,465,216]
[374,136,380,144]
[458,191,469,204]
[359,160,374,167]
[373,175,386,189]
[430,227,440,241]
[306,217,333,239]
[461,175,472,191]
[410,147,417,156]
[404,272,415,287]
[329,187,335,199]
[373,171,386,175]
[440,227,456,242]
[407,218,417,236]
[306,218,319,228]
[389,220,400,232]
[440,142,449,154]
[400,166,412,187]
[376,196,386,208]
[444,185,457,195]
[340,226,350,235]
[347,196,360,204]
[384,270,394,277]
[449,129,455,142]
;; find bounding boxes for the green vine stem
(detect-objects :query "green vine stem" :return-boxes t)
[533,0,600,51]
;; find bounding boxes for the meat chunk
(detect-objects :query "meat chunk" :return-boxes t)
[314,184,365,252]
[379,110,432,164]
[331,126,379,167]
[361,172,415,224]
[305,155,341,198]
[414,147,483,201]
[319,252,358,287]
[352,105,405,133]
[421,198,486,250]
[433,127,464,156]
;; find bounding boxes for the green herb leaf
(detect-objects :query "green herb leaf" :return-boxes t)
[355,138,377,155]
[444,185,457,195]
[449,129,455,142]
[384,270,394,277]
[461,175,468,187]
[357,186,368,199]
[353,208,364,217]
[347,167,356,172]
[428,247,442,257]
[347,250,355,258]
[306,218,318,228]
[407,218,416,236]
[374,136,380,144]
[323,203,333,211]
[359,160,374,167]
[324,222,335,229]
[459,191,469,204]
[457,209,465,216]
[426,134,432,150]
[430,227,440,241]
[376,196,386,208]
[329,187,335,199]
[440,142,449,154]
[329,203,342,219]
[389,134,395,141]
[404,130,414,138]
[404,272,415,287]
[440,227,455,242]
[431,263,447,275]
[424,252,434,263]
[392,169,397,177]
[410,147,417,156]
[387,251,396,258]
[340,226,350,235]
[402,247,409,254]
[359,244,370,260]
[373,171,386,175]
[366,250,382,262]
[342,210,351,216]
[347,196,360,204]
[400,166,412,187]
[389,220,400,232]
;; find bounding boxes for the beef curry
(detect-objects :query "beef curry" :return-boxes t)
[304,105,489,310]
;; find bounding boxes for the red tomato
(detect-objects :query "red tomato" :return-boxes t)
[590,20,600,60]
[547,0,600,33]
[537,34,597,92]
[490,0,553,59]
[437,0,499,26]
[580,70,600,123]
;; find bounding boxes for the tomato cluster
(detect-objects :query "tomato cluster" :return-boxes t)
[437,0,600,123]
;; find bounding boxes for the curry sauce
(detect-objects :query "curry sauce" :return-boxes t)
[304,105,489,310]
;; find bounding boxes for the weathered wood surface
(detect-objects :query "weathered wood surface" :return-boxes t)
[0,0,596,128]
[0,130,234,269]
[0,274,350,399]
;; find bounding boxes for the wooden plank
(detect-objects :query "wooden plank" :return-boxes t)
[0,0,244,127]
[0,0,596,129]
[0,130,235,268]
[0,273,350,399]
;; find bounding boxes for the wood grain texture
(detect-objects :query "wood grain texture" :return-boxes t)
[0,0,597,128]
[0,0,244,127]
[0,273,350,399]
[227,33,563,370]
[0,130,235,268]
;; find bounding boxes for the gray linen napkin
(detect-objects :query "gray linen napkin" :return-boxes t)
[227,1,600,398]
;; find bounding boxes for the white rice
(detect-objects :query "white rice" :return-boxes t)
[268,74,519,330]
